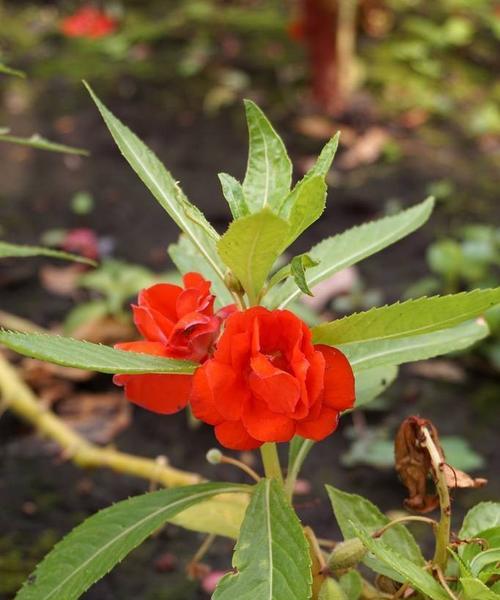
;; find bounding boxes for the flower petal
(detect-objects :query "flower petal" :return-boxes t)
[242,396,295,442]
[296,407,339,441]
[215,421,262,450]
[315,344,355,411]
[249,354,300,414]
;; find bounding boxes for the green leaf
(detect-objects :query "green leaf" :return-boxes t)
[218,172,250,219]
[290,254,320,296]
[460,503,500,540]
[351,365,398,410]
[217,209,290,302]
[168,234,234,308]
[279,133,339,219]
[213,479,312,600]
[460,577,500,600]
[326,485,424,581]
[284,176,327,248]
[63,301,109,335]
[339,570,363,600]
[318,578,346,600]
[351,523,449,600]
[84,82,227,290]
[266,198,435,309]
[470,548,500,578]
[462,527,500,563]
[169,492,249,539]
[339,319,489,371]
[0,331,197,374]
[0,241,97,266]
[15,482,247,600]
[242,99,292,212]
[313,289,500,345]
[0,134,89,155]
[0,62,26,78]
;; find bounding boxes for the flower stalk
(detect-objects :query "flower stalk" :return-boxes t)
[260,443,284,485]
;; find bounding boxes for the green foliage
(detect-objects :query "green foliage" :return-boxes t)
[0,331,197,374]
[326,485,424,581]
[0,61,25,77]
[218,172,249,219]
[217,209,289,303]
[283,176,327,248]
[338,571,363,600]
[84,83,229,293]
[266,198,435,309]
[352,523,449,600]
[213,479,311,600]
[15,483,247,600]
[351,365,398,410]
[313,289,500,345]
[460,577,500,600]
[0,241,96,266]
[0,133,89,155]
[242,99,292,213]
[460,502,500,540]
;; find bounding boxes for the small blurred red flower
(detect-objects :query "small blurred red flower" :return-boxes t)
[114,273,233,414]
[60,7,117,39]
[190,307,355,450]
[62,228,100,261]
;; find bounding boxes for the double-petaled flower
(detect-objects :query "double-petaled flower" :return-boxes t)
[114,274,355,449]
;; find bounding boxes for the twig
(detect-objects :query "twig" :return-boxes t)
[435,565,459,600]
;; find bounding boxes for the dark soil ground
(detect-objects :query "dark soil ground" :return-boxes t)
[1,83,499,599]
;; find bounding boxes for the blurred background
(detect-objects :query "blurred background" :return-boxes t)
[0,1,499,598]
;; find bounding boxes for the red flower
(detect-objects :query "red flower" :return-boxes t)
[60,7,117,39]
[190,307,355,450]
[114,273,233,414]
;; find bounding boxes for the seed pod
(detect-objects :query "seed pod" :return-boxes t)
[327,538,367,571]
[318,577,347,600]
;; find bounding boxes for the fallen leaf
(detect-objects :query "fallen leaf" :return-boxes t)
[40,264,84,296]
[337,127,389,170]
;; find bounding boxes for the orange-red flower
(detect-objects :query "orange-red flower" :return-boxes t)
[190,307,355,450]
[60,7,117,39]
[114,273,232,414]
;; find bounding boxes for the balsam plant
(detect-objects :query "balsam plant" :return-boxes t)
[1,87,500,600]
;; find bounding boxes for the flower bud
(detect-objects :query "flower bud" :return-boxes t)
[224,271,244,294]
[206,448,222,464]
[327,538,367,571]
[318,577,347,600]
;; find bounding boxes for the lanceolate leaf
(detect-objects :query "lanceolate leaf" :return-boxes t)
[217,209,290,303]
[313,289,500,345]
[351,523,449,600]
[460,502,500,540]
[15,483,247,600]
[0,241,96,266]
[213,479,311,600]
[339,319,489,371]
[278,133,339,219]
[326,485,424,581]
[0,134,89,155]
[84,82,227,289]
[460,578,500,600]
[290,254,320,296]
[168,235,235,307]
[284,176,327,248]
[266,198,435,309]
[0,331,197,374]
[218,172,250,219]
[242,99,292,212]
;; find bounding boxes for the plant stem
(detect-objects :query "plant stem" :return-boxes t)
[260,443,284,485]
[219,455,261,483]
[373,515,438,538]
[421,426,451,572]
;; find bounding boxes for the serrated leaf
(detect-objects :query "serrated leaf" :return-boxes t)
[0,241,96,266]
[351,523,449,600]
[460,577,500,600]
[351,365,398,410]
[339,319,489,371]
[284,176,327,248]
[15,483,247,600]
[213,479,312,600]
[0,331,197,374]
[460,503,500,540]
[326,485,424,582]
[266,198,435,309]
[168,234,234,308]
[84,82,227,290]
[313,289,500,346]
[290,254,320,296]
[242,99,292,212]
[279,133,339,219]
[217,209,290,303]
[0,134,88,155]
[218,172,249,219]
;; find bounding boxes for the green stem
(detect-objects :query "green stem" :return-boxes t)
[260,443,284,485]
[421,426,451,572]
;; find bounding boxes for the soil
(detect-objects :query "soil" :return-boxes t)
[1,81,499,599]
